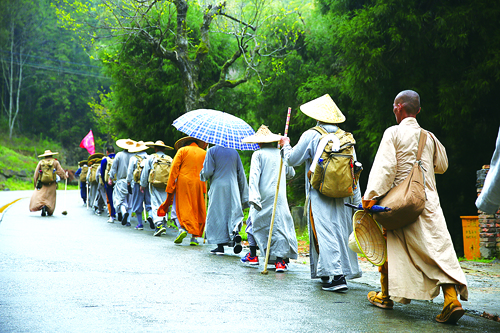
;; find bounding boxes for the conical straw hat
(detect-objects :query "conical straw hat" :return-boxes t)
[147,140,174,150]
[87,153,104,163]
[174,136,207,150]
[241,125,282,144]
[348,210,387,266]
[38,150,59,158]
[116,138,137,150]
[128,141,149,153]
[300,94,345,124]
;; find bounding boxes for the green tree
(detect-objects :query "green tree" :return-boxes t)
[308,0,500,250]
[0,0,107,164]
[53,0,304,112]
[0,0,42,138]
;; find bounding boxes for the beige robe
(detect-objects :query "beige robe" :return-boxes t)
[29,158,67,216]
[364,117,468,303]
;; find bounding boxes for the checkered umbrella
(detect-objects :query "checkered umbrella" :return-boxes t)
[173,109,260,150]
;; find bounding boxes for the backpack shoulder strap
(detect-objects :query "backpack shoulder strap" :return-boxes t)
[311,126,328,136]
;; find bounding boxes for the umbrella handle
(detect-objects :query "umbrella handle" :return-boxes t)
[344,203,391,213]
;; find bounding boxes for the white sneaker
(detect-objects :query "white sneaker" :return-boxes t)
[107,217,114,223]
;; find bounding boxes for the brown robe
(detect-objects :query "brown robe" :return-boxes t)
[29,158,67,216]
[364,117,468,303]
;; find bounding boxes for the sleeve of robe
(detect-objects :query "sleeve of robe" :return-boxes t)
[96,165,102,182]
[351,149,362,206]
[126,156,138,184]
[428,132,448,174]
[33,161,42,187]
[285,164,295,179]
[166,149,184,195]
[363,128,398,201]
[248,151,262,211]
[476,126,500,214]
[86,165,91,183]
[108,153,118,180]
[140,155,153,188]
[281,130,317,167]
[100,158,108,184]
[236,153,249,209]
[53,160,67,180]
[199,148,215,182]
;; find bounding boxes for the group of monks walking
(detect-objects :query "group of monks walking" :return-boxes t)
[29,90,474,325]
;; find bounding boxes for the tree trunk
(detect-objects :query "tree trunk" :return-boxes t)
[1,17,27,139]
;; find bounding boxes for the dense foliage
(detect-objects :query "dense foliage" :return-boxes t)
[0,0,106,164]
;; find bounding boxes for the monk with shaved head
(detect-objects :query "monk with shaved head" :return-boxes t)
[362,90,469,324]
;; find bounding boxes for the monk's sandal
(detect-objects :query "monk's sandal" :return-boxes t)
[367,291,393,309]
[435,301,465,324]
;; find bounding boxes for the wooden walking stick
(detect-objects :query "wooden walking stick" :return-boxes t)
[86,181,89,209]
[62,175,68,215]
[261,107,291,275]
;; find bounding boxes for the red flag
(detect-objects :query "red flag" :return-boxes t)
[79,130,95,155]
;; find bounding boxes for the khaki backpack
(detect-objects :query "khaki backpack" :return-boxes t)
[308,126,362,198]
[89,162,100,183]
[39,159,56,184]
[148,153,172,188]
[79,165,88,182]
[133,155,144,183]
[104,157,115,183]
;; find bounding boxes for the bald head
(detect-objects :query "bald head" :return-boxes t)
[395,90,420,115]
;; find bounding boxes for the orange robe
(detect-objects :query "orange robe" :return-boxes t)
[164,143,206,237]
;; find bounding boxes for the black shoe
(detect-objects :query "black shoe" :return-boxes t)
[147,216,155,230]
[117,212,123,222]
[41,206,47,217]
[210,246,224,255]
[321,276,330,283]
[322,275,348,292]
[121,212,129,226]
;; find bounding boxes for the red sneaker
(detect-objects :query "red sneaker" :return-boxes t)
[275,260,287,273]
[241,252,259,265]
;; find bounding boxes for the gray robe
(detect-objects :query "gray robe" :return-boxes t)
[140,152,170,223]
[109,150,132,213]
[94,164,106,212]
[476,126,500,214]
[200,146,249,244]
[127,152,151,214]
[249,147,298,260]
[86,165,98,210]
[281,124,362,279]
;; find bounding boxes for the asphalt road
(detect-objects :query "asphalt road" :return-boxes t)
[0,190,499,332]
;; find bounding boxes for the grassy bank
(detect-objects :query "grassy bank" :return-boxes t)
[0,132,78,190]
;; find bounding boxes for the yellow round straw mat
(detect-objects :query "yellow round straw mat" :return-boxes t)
[348,210,387,266]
